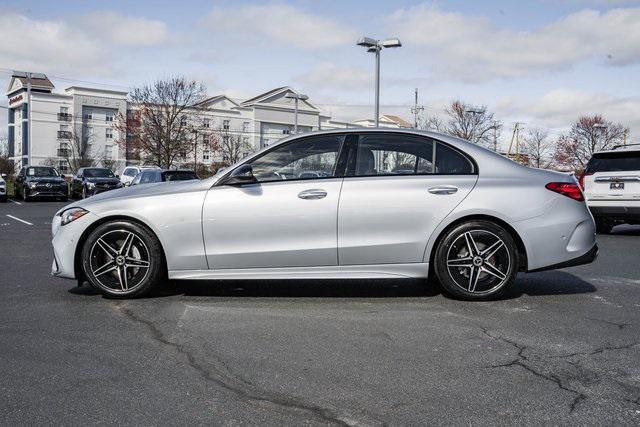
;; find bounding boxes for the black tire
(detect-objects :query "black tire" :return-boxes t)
[81,220,165,298]
[81,186,87,199]
[434,220,519,301]
[22,186,30,202]
[595,218,613,234]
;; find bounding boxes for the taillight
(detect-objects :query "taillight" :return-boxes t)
[546,182,584,202]
[578,172,593,190]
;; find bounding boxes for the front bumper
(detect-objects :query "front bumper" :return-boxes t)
[51,211,100,279]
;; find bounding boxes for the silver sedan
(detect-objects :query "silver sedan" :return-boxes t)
[51,129,597,300]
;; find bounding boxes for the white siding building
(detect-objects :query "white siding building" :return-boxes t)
[8,72,413,173]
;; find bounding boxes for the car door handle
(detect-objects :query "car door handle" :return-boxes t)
[428,186,458,195]
[298,189,327,199]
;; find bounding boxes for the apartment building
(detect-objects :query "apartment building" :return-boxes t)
[7,72,410,173]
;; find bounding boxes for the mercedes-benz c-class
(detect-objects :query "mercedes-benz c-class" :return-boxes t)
[51,129,597,300]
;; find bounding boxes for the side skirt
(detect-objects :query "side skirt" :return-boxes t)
[169,263,430,280]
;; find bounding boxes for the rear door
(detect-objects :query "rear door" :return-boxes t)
[337,133,478,265]
[584,151,640,201]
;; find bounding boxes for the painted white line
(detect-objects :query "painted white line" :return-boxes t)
[6,214,33,226]
[8,199,21,205]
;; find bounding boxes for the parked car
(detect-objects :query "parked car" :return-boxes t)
[51,129,597,299]
[71,167,123,199]
[130,169,199,186]
[580,144,640,233]
[120,166,161,187]
[15,166,68,201]
[0,173,6,203]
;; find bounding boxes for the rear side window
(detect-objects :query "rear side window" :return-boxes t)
[140,171,157,184]
[586,152,640,172]
[353,133,474,176]
[163,171,198,181]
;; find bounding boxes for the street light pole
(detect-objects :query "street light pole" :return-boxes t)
[357,37,402,128]
[285,92,309,134]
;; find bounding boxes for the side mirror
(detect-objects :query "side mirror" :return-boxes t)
[0,173,6,179]
[220,164,257,186]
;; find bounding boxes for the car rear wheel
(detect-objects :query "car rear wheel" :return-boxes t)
[434,220,519,300]
[81,221,165,298]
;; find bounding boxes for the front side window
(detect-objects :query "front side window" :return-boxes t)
[355,134,434,176]
[248,135,344,183]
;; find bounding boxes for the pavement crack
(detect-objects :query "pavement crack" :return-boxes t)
[585,317,631,330]
[550,342,639,359]
[481,327,587,413]
[116,304,367,426]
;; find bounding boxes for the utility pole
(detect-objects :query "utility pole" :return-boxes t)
[492,121,498,152]
[507,122,524,158]
[285,92,309,134]
[411,88,424,128]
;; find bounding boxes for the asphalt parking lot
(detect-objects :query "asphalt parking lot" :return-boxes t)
[1,199,639,425]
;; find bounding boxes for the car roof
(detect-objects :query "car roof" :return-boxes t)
[593,148,640,155]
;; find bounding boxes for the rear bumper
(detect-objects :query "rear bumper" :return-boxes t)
[528,243,598,272]
[589,206,640,221]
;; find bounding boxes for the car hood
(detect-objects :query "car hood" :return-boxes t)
[72,178,214,207]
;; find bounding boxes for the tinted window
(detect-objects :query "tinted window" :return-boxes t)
[435,144,474,174]
[84,168,115,178]
[123,168,137,177]
[162,171,198,181]
[249,135,343,183]
[27,167,59,177]
[140,171,158,184]
[355,134,433,176]
[586,152,640,172]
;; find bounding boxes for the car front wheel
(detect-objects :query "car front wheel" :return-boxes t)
[434,220,519,300]
[81,221,165,298]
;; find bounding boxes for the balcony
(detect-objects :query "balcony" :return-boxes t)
[57,113,72,121]
[57,131,72,139]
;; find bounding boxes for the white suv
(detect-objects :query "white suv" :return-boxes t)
[580,145,640,233]
[120,166,160,187]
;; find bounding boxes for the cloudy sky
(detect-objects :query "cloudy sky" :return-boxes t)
[1,0,640,147]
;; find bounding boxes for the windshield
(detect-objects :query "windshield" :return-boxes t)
[586,152,640,173]
[84,168,115,178]
[27,167,59,177]
[162,171,198,181]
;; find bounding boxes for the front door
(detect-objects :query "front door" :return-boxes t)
[338,133,478,265]
[202,133,347,269]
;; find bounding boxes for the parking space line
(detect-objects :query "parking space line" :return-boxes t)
[6,215,33,226]
[8,199,22,205]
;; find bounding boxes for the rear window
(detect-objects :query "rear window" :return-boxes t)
[586,152,640,173]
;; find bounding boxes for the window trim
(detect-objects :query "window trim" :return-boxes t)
[215,133,351,186]
[346,131,478,178]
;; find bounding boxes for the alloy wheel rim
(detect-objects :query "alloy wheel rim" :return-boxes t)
[446,229,511,295]
[89,229,151,293]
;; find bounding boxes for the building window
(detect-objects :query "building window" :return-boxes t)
[242,122,250,132]
[180,116,187,126]
[60,106,68,114]
[223,135,230,145]
[243,137,249,145]
[223,120,230,130]
[58,161,68,173]
[203,118,210,128]
[263,139,269,146]
[203,135,211,145]
[106,113,114,122]
[83,112,92,120]
[203,150,210,160]
[283,129,291,135]
[106,128,113,139]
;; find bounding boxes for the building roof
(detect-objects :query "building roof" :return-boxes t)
[381,115,412,128]
[6,71,55,95]
[240,86,289,106]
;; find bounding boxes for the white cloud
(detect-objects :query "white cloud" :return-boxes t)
[388,4,640,81]
[495,89,640,137]
[295,63,372,90]
[201,3,356,49]
[80,11,170,47]
[0,13,103,75]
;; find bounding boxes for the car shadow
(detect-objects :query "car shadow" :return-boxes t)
[68,271,596,300]
[609,224,640,236]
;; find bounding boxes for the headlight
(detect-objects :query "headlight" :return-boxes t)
[116,182,123,188]
[87,182,96,189]
[60,208,89,226]
[29,182,37,188]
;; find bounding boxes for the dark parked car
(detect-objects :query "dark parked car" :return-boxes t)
[71,167,122,199]
[130,169,199,186]
[15,166,68,201]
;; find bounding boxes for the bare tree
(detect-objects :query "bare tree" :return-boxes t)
[0,136,8,157]
[418,113,444,133]
[554,115,627,172]
[443,101,500,146]
[59,129,96,173]
[0,155,16,177]
[521,129,553,169]
[216,128,252,166]
[116,77,207,168]
[101,155,116,170]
